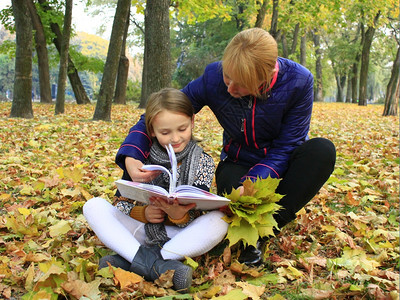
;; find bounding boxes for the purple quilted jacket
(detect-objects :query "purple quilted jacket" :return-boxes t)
[116,57,313,181]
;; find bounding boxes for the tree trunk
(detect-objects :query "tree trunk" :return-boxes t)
[234,4,246,31]
[289,23,300,56]
[313,30,323,102]
[300,33,306,66]
[254,0,268,28]
[114,7,130,105]
[139,0,171,108]
[55,0,72,115]
[37,0,90,105]
[26,0,52,104]
[10,0,33,119]
[281,33,288,58]
[351,59,359,103]
[359,13,380,106]
[270,0,279,40]
[93,0,131,120]
[351,23,362,103]
[345,74,352,103]
[335,74,346,102]
[383,45,400,116]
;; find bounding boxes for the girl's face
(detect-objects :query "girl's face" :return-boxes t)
[151,110,194,153]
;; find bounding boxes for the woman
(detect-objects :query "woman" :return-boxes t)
[116,28,336,265]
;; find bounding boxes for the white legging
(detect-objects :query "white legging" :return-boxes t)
[83,197,229,262]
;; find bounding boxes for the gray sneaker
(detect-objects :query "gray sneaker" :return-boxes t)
[98,254,131,270]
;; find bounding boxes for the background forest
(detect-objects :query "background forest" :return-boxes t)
[0,0,399,118]
[0,28,142,102]
[0,0,399,299]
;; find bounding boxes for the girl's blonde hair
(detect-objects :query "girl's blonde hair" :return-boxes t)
[145,88,194,135]
[222,28,278,97]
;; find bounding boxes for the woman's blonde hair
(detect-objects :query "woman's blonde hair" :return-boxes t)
[222,28,278,97]
[145,88,194,135]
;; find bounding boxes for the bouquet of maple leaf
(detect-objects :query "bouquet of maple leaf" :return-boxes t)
[222,176,284,248]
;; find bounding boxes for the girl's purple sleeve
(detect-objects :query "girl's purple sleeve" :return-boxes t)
[115,114,153,172]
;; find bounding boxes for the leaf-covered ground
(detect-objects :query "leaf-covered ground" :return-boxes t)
[0,102,398,299]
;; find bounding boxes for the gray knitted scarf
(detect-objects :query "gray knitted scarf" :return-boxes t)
[144,140,203,246]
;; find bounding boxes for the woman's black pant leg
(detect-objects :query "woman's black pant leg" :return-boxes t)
[215,160,249,195]
[274,138,336,228]
[215,138,336,229]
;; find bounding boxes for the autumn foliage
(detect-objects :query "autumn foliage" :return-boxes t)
[0,103,398,299]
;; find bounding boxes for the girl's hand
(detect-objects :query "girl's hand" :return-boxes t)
[145,205,166,223]
[125,157,161,183]
[150,196,196,220]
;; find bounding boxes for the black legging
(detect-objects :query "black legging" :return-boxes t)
[215,138,336,228]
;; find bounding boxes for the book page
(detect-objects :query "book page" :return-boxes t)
[115,180,169,205]
[140,144,177,194]
[175,185,227,199]
[115,179,230,210]
[166,144,177,194]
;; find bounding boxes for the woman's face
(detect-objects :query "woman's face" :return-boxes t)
[151,110,194,153]
[223,73,253,98]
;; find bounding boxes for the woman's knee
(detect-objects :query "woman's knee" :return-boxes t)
[303,138,336,166]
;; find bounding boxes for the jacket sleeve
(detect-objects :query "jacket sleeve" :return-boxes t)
[242,72,314,181]
[115,114,153,172]
[182,62,220,113]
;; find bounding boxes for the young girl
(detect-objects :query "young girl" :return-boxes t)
[83,88,228,291]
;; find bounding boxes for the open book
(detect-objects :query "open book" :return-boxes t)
[115,144,230,210]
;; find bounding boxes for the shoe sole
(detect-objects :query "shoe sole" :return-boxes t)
[173,266,193,292]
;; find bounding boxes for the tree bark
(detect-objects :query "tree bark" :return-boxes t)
[351,23,363,103]
[289,23,300,56]
[139,0,171,108]
[55,0,72,115]
[300,33,306,66]
[234,3,246,31]
[270,0,279,40]
[359,12,380,106]
[10,0,33,118]
[114,6,130,105]
[351,59,359,103]
[26,0,52,103]
[345,74,352,103]
[38,0,90,104]
[383,45,400,116]
[254,0,268,28]
[93,0,131,120]
[335,74,346,102]
[313,30,323,102]
[281,34,288,58]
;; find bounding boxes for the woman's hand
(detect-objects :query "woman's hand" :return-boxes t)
[150,196,196,220]
[238,186,244,196]
[145,205,166,223]
[125,157,161,183]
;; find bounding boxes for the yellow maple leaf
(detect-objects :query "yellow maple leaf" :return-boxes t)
[49,220,72,237]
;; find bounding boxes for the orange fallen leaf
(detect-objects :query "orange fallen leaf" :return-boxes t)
[113,267,143,290]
